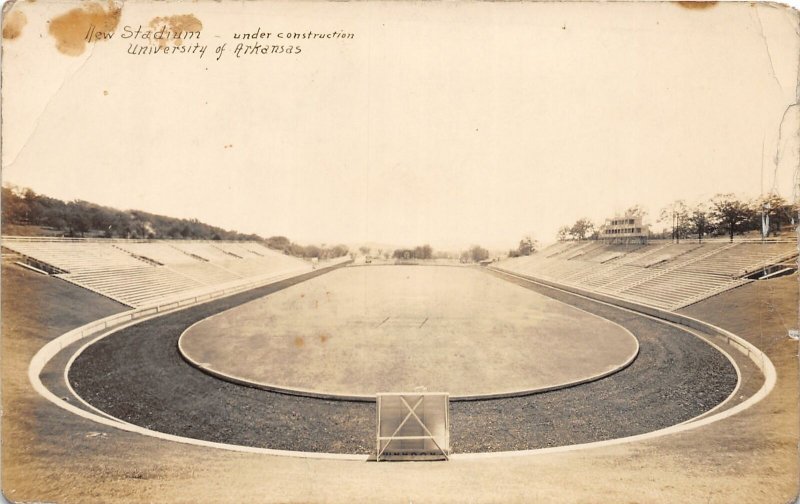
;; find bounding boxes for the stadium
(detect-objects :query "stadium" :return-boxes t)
[3,218,799,501]
[3,1,800,502]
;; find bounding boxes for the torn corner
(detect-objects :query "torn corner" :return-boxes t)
[2,0,21,19]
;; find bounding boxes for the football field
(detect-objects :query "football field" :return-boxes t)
[179,265,639,398]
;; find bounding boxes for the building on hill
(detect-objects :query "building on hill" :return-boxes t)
[599,214,649,244]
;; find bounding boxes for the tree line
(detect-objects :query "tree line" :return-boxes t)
[1,185,349,259]
[263,236,349,259]
[461,245,490,263]
[356,243,491,263]
[555,193,796,242]
[391,244,434,260]
[391,244,489,263]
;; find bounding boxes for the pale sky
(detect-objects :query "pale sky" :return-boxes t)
[3,1,798,250]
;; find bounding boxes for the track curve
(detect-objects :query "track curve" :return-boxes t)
[67,267,737,454]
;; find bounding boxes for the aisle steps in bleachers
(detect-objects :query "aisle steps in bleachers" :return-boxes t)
[2,237,314,308]
[494,240,797,311]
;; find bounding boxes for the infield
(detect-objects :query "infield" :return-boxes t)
[179,265,639,399]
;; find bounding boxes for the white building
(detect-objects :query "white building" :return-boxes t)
[599,214,649,243]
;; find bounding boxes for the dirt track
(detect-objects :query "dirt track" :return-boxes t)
[68,266,736,454]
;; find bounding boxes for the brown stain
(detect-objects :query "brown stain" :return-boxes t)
[103,90,109,96]
[319,333,329,343]
[3,10,27,40]
[49,1,121,56]
[149,14,202,47]
[294,336,304,348]
[676,1,718,9]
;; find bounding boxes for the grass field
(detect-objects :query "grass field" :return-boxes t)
[180,265,638,397]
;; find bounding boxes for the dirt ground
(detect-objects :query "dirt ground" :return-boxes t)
[2,263,798,503]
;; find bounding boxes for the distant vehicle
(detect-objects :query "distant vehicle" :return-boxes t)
[365,256,373,264]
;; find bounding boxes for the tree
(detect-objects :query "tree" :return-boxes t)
[23,188,46,224]
[469,245,489,262]
[67,212,91,237]
[556,226,571,242]
[755,193,795,237]
[686,203,710,243]
[1,185,27,225]
[288,243,306,257]
[167,224,183,239]
[265,236,291,251]
[303,244,321,258]
[413,244,433,259]
[658,200,690,242]
[518,235,538,256]
[330,244,349,258]
[393,249,412,259]
[569,218,595,240]
[710,193,755,242]
[358,246,371,256]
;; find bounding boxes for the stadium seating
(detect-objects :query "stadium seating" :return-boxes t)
[60,266,204,306]
[4,239,149,273]
[6,235,794,312]
[496,239,797,311]
[2,237,314,307]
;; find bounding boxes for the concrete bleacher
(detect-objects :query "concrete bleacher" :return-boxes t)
[2,237,314,308]
[169,242,234,262]
[62,265,204,306]
[117,242,198,265]
[496,239,797,311]
[5,239,150,273]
